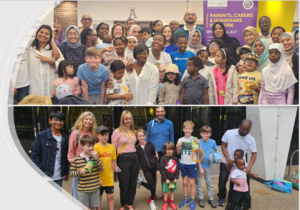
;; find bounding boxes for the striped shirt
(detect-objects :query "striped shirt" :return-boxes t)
[69,155,104,193]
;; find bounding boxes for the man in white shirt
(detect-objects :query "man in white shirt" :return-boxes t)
[217,119,257,207]
[258,16,273,47]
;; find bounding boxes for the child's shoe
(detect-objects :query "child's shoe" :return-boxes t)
[149,202,157,210]
[161,203,168,210]
[179,198,190,208]
[169,201,178,210]
[199,199,205,208]
[208,200,217,208]
[189,200,196,210]
[217,198,225,206]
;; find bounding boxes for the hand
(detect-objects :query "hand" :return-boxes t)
[174,179,178,184]
[123,93,134,101]
[99,179,103,186]
[72,90,77,96]
[245,166,252,175]
[64,175,69,181]
[14,88,17,95]
[166,179,170,184]
[176,141,183,147]
[52,90,56,97]
[193,138,199,144]
[249,84,258,92]
[156,171,160,176]
[105,78,113,88]
[217,157,223,164]
[105,46,114,52]
[200,168,204,175]
[125,63,134,73]
[237,66,245,74]
[52,46,60,61]
[227,159,234,166]
[155,152,159,160]
[236,182,241,186]
[115,166,122,173]
[91,150,99,159]
[81,168,87,174]
[36,54,53,64]
[54,19,62,31]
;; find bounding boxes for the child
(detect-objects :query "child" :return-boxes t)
[159,64,181,105]
[147,34,172,67]
[176,121,202,210]
[97,34,113,51]
[69,135,104,210]
[161,142,180,210]
[77,47,110,104]
[106,60,133,105]
[196,126,221,208]
[94,126,116,210]
[152,20,163,34]
[53,60,81,97]
[236,45,252,74]
[180,57,209,105]
[125,36,138,61]
[208,48,238,105]
[170,35,195,77]
[238,53,261,105]
[207,39,226,64]
[258,43,298,105]
[139,27,153,48]
[136,129,160,210]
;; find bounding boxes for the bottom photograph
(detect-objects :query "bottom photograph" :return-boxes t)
[11,106,299,210]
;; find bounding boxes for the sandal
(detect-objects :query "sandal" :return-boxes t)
[118,206,127,210]
[128,206,134,210]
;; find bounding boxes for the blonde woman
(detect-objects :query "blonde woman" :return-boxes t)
[67,111,98,203]
[112,110,139,210]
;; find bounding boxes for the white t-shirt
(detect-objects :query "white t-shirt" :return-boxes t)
[221,129,257,165]
[52,134,63,180]
[231,168,248,192]
[178,136,198,165]
[147,48,172,67]
[208,57,215,64]
[181,65,210,80]
[106,77,130,105]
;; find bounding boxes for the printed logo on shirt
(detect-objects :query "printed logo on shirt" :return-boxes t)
[182,142,192,155]
[99,152,112,158]
[174,57,189,61]
[165,159,177,173]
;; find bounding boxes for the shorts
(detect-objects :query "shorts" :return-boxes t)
[180,163,198,178]
[78,188,100,207]
[163,182,177,192]
[100,186,114,195]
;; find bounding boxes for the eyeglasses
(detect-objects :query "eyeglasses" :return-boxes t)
[52,117,64,122]
[209,43,219,48]
[82,18,92,21]
[245,60,257,64]
[136,52,148,56]
[185,13,196,17]
[89,34,97,36]
[68,33,78,36]
[259,21,270,25]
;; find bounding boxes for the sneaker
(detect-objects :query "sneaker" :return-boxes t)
[161,203,168,210]
[217,198,225,206]
[225,203,231,210]
[169,202,178,210]
[150,203,157,210]
[190,200,196,210]
[179,198,190,208]
[199,199,205,208]
[208,200,217,208]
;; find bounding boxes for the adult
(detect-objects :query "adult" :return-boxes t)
[162,25,178,54]
[169,20,180,32]
[125,44,159,105]
[252,38,269,72]
[146,106,175,200]
[28,25,64,97]
[112,110,140,210]
[58,25,86,75]
[80,14,93,30]
[280,32,295,68]
[217,119,257,207]
[81,28,98,48]
[212,22,240,62]
[242,26,261,48]
[187,29,205,54]
[174,9,204,44]
[111,23,125,39]
[258,16,273,46]
[127,24,141,42]
[271,26,286,43]
[292,28,299,104]
[126,19,136,36]
[96,22,109,45]
[31,111,69,190]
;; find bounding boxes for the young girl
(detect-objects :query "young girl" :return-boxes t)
[187,29,205,54]
[207,39,225,64]
[135,129,160,210]
[208,48,238,105]
[252,38,269,72]
[151,20,163,35]
[106,60,133,105]
[258,43,298,105]
[236,45,252,74]
[68,111,98,204]
[125,36,138,61]
[159,64,181,105]
[160,142,179,210]
[53,60,81,96]
[162,25,178,54]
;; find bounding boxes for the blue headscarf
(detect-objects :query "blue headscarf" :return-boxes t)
[252,38,268,66]
[63,25,81,48]
[294,28,299,56]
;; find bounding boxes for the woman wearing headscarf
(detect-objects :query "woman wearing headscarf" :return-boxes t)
[280,32,296,68]
[292,28,299,104]
[127,25,141,43]
[58,25,86,75]
[242,26,261,48]
[258,43,297,105]
[252,38,269,72]
[186,29,206,54]
[212,22,240,62]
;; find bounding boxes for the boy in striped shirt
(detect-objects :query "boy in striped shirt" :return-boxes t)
[70,135,104,210]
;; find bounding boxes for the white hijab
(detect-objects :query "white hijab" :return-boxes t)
[125,36,138,60]
[263,43,298,92]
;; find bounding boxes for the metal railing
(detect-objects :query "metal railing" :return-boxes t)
[285,150,299,178]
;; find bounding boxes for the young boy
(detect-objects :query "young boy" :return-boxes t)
[139,27,153,48]
[236,45,252,74]
[237,53,261,105]
[31,110,69,190]
[176,121,202,210]
[196,125,221,208]
[70,135,104,210]
[170,35,195,77]
[97,35,113,51]
[180,57,209,105]
[77,46,110,105]
[94,126,116,210]
[161,142,180,210]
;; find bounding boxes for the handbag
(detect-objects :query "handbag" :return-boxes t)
[116,132,132,157]
[264,178,292,194]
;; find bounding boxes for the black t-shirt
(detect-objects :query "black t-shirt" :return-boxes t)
[160,155,180,182]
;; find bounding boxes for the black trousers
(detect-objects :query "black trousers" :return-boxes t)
[228,190,251,210]
[117,152,140,206]
[141,167,157,200]
[217,163,230,199]
[228,175,251,204]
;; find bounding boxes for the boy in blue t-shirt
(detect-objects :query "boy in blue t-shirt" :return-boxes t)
[170,35,195,78]
[196,125,222,209]
[77,46,110,104]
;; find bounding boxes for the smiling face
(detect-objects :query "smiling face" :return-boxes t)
[198,51,208,65]
[214,24,224,38]
[209,42,220,55]
[192,31,201,44]
[123,114,133,127]
[98,24,109,39]
[163,26,172,41]
[244,59,258,71]
[183,125,193,137]
[280,36,294,51]
[128,38,137,50]
[254,40,265,56]
[269,49,281,64]
[259,17,271,33]
[152,34,165,50]
[113,25,123,38]
[82,143,94,155]
[155,107,166,121]
[48,117,64,131]
[200,132,211,141]
[153,21,163,33]
[272,28,284,43]
[243,30,255,46]
[114,39,126,55]
[137,132,146,144]
[67,28,79,44]
[184,9,197,24]
[177,37,188,52]
[37,28,51,44]
[85,55,101,67]
[136,49,148,64]
[131,27,141,40]
[82,115,94,130]
[81,14,92,29]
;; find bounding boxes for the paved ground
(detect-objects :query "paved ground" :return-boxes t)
[62,166,299,210]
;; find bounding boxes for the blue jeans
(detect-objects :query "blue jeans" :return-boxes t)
[14,85,29,102]
[72,177,80,204]
[52,179,63,191]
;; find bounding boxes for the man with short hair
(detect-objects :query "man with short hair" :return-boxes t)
[81,14,93,30]
[174,9,204,44]
[258,16,273,47]
[217,119,257,208]
[169,20,180,32]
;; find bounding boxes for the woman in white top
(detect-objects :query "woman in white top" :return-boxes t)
[28,25,64,97]
[125,44,159,105]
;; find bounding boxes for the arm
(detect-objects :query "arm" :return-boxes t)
[81,80,89,101]
[231,67,238,105]
[94,155,104,172]
[100,81,106,105]
[158,83,166,105]
[246,152,257,174]
[69,159,85,177]
[221,141,233,166]
[208,72,215,104]
[203,88,209,104]
[181,69,189,81]
[230,178,240,186]
[30,134,42,169]
[67,130,79,163]
[147,67,159,105]
[258,72,265,104]
[224,162,231,172]
[51,41,60,60]
[286,84,295,105]
[180,88,185,104]
[74,78,81,96]
[145,121,152,142]
[176,140,182,155]
[169,122,174,144]
[57,30,64,44]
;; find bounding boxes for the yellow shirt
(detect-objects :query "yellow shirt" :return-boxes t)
[238,70,261,105]
[94,143,116,187]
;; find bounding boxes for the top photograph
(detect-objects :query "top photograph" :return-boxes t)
[9,0,299,106]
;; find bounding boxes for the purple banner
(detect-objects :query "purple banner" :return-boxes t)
[203,1,258,46]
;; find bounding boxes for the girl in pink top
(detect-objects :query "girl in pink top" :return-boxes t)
[53,60,81,96]
[111,110,139,210]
